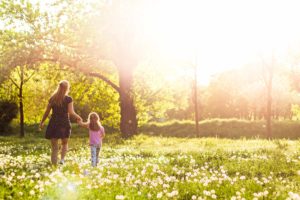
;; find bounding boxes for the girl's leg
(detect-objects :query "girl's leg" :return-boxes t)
[91,146,97,167]
[61,138,68,162]
[51,139,59,165]
[96,146,101,165]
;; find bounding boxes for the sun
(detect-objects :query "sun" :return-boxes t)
[138,0,300,85]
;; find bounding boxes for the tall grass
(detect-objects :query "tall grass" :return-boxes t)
[139,119,300,139]
[5,119,300,139]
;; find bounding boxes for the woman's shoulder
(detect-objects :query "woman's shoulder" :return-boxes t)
[64,95,73,103]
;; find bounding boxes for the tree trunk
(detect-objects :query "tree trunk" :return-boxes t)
[194,65,199,136]
[19,66,24,137]
[118,66,137,138]
[266,78,272,138]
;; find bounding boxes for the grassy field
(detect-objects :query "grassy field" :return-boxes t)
[0,133,300,200]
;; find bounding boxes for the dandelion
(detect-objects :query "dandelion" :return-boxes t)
[192,195,197,200]
[115,195,125,200]
[141,169,146,175]
[35,173,40,178]
[288,192,300,200]
[157,192,163,198]
[86,184,92,189]
[29,190,35,195]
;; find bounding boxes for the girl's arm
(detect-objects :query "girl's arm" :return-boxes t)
[77,119,89,129]
[101,127,105,138]
[39,103,51,130]
[68,102,82,121]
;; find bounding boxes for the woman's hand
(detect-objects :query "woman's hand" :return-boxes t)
[77,118,82,124]
[40,103,51,131]
[39,122,44,131]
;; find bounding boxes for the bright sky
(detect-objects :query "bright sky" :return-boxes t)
[141,0,300,85]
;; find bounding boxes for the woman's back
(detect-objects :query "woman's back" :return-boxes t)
[49,96,72,127]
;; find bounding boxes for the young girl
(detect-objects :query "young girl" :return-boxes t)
[78,112,105,167]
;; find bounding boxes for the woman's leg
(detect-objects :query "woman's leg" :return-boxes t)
[51,139,59,165]
[61,138,68,162]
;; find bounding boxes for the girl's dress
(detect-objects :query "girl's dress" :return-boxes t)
[45,96,72,139]
[89,126,105,167]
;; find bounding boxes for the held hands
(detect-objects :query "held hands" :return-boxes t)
[76,117,83,125]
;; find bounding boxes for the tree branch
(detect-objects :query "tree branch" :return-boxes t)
[23,71,35,83]
[8,77,20,89]
[32,57,120,94]
[89,72,120,94]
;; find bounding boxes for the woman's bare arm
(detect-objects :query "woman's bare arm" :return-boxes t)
[39,103,51,129]
[68,102,82,121]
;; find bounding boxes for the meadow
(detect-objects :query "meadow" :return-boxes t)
[0,129,300,200]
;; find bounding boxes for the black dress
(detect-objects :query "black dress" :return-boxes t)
[45,96,72,139]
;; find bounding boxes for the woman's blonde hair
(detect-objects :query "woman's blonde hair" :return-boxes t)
[88,112,102,131]
[50,80,70,106]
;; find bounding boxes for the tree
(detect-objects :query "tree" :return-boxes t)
[0,0,149,138]
[68,0,143,137]
[259,53,275,138]
[0,0,44,136]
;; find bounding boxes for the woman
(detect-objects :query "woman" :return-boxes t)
[39,80,82,165]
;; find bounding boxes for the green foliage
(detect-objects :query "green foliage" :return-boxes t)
[291,104,300,120]
[134,62,192,124]
[70,76,120,129]
[21,64,120,128]
[0,100,18,134]
[139,119,300,139]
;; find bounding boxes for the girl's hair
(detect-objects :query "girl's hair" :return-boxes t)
[50,80,70,106]
[88,112,102,131]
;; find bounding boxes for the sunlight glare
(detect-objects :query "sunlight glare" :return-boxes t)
[140,0,300,83]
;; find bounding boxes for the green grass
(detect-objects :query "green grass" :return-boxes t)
[139,119,300,139]
[0,134,300,199]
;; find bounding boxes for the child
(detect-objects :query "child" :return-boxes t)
[78,112,105,167]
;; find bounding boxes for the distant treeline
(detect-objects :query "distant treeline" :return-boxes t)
[138,119,300,139]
